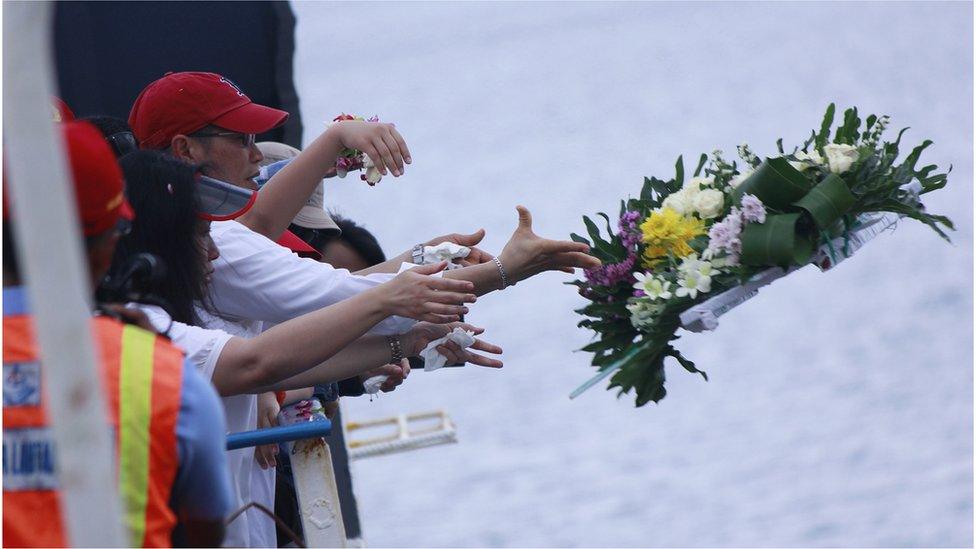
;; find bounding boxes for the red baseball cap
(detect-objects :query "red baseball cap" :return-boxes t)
[51,97,75,122]
[4,121,133,236]
[62,121,135,236]
[276,230,322,260]
[129,71,289,150]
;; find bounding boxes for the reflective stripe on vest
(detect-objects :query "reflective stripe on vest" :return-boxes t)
[119,325,155,547]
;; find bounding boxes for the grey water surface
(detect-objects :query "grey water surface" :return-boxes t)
[292,2,973,546]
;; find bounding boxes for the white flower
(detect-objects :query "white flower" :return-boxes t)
[661,189,693,216]
[729,169,753,189]
[823,143,860,174]
[633,272,673,301]
[684,176,714,192]
[796,149,824,165]
[678,253,715,278]
[788,149,824,172]
[363,156,383,184]
[675,269,712,300]
[626,299,664,330]
[692,188,725,219]
[711,253,739,268]
[740,194,767,224]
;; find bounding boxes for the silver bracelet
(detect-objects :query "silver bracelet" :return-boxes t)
[386,335,404,363]
[492,256,509,289]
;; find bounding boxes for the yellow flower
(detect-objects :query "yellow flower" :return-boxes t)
[639,207,705,267]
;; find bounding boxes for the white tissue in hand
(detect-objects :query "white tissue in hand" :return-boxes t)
[423,242,470,269]
[421,327,476,371]
[363,375,388,395]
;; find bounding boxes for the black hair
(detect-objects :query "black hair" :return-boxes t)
[81,115,138,158]
[113,150,209,325]
[316,215,386,267]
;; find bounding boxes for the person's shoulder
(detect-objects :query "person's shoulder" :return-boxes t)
[211,220,281,256]
[124,303,173,334]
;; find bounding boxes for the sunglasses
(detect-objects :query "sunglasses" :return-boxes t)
[287,224,331,251]
[189,130,256,148]
[106,131,138,158]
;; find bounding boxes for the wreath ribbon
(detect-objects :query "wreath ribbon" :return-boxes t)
[732,157,857,266]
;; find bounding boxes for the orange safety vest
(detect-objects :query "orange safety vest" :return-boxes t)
[3,312,184,547]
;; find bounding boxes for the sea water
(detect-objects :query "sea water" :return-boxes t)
[292,2,973,546]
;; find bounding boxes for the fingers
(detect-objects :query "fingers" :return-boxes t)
[516,205,533,231]
[539,238,591,255]
[435,341,466,364]
[371,138,397,177]
[255,444,278,469]
[555,251,602,270]
[459,247,494,266]
[400,357,411,377]
[424,302,470,317]
[380,366,406,392]
[421,313,462,324]
[411,261,449,276]
[471,338,503,355]
[426,290,477,305]
[453,322,485,335]
[453,228,486,247]
[378,130,405,175]
[464,351,504,368]
[389,126,412,164]
[427,277,476,295]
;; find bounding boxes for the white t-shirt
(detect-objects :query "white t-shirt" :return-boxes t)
[138,305,273,548]
[207,220,415,334]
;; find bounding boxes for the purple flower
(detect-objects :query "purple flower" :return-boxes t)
[706,207,744,257]
[584,253,637,289]
[741,194,767,224]
[618,210,643,251]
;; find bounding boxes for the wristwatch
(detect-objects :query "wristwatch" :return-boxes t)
[411,243,425,264]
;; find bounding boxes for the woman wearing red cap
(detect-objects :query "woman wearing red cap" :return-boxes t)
[112,150,503,546]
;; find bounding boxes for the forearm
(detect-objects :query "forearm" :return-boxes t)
[355,250,411,275]
[212,286,390,395]
[238,130,343,239]
[254,335,394,392]
[442,262,504,297]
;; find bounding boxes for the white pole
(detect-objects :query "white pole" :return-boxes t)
[2,2,127,546]
[279,400,347,547]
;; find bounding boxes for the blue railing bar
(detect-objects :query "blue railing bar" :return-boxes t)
[226,420,332,450]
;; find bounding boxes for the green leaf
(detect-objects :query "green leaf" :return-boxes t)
[570,232,590,246]
[865,114,877,134]
[640,177,655,203]
[674,155,685,187]
[693,153,708,177]
[671,351,708,381]
[816,103,835,149]
[835,106,860,144]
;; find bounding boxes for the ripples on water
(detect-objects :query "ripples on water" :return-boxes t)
[293,2,972,546]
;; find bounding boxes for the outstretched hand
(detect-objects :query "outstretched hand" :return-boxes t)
[404,322,504,369]
[332,120,411,178]
[498,206,602,283]
[380,261,478,323]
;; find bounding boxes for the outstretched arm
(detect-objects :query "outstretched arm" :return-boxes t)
[441,206,602,296]
[239,120,410,240]
[210,262,476,396]
[255,322,503,393]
